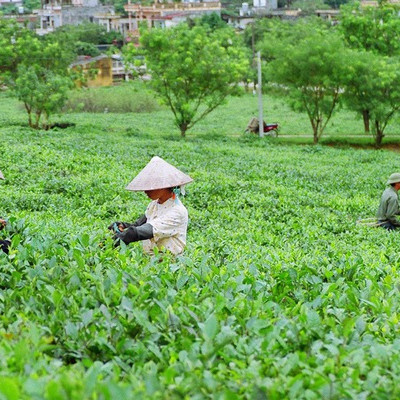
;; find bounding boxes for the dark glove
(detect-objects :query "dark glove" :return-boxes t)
[0,240,11,254]
[109,215,147,232]
[133,215,147,227]
[114,223,153,246]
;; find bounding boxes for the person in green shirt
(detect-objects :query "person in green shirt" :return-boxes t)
[376,173,400,230]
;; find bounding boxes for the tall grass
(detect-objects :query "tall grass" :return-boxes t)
[63,82,161,113]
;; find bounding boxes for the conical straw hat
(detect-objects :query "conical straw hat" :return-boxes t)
[0,170,4,180]
[126,156,193,191]
[387,172,400,185]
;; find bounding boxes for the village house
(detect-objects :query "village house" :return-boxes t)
[35,0,114,35]
[223,0,300,30]
[123,0,222,34]
[93,13,132,37]
[70,54,113,87]
[315,9,340,24]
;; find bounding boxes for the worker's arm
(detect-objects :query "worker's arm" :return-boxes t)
[114,223,154,245]
[131,214,147,227]
[386,197,400,225]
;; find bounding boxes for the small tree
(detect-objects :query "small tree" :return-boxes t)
[15,66,73,129]
[262,26,347,143]
[339,2,400,135]
[341,50,377,134]
[10,32,75,129]
[126,23,248,136]
[344,53,400,146]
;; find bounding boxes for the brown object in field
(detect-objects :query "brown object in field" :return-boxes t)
[246,117,260,133]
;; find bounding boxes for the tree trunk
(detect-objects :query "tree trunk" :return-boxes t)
[311,118,319,144]
[28,112,33,128]
[362,110,370,133]
[25,103,33,128]
[34,111,42,130]
[375,120,384,147]
[180,124,187,137]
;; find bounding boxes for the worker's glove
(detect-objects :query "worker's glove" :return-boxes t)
[108,221,125,232]
[114,224,153,246]
[0,239,11,254]
[114,226,139,246]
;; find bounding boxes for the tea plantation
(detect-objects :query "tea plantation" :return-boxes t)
[2,91,400,399]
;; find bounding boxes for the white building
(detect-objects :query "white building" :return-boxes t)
[0,0,23,8]
[36,0,114,35]
[124,0,222,33]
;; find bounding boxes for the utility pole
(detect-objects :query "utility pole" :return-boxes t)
[257,51,263,138]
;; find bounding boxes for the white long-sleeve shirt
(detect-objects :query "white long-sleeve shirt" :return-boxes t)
[143,197,188,255]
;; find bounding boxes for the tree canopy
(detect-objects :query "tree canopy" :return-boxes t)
[127,23,248,136]
[343,51,400,145]
[261,20,347,143]
[339,2,400,56]
[0,22,76,129]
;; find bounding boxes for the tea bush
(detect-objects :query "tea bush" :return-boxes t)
[2,94,400,399]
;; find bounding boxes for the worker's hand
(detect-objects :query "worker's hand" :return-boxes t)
[108,222,125,232]
[108,221,120,230]
[0,219,6,230]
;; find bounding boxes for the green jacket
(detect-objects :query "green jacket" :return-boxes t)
[376,186,400,225]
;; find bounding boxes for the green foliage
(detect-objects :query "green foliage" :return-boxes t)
[52,22,124,46]
[0,18,30,83]
[2,25,76,129]
[0,3,18,13]
[64,82,161,113]
[344,52,400,146]
[2,93,400,397]
[324,0,349,8]
[101,0,128,15]
[197,12,227,30]
[278,0,294,6]
[338,2,400,141]
[14,66,73,129]
[339,2,400,56]
[22,0,41,12]
[261,19,348,143]
[74,41,101,57]
[126,23,248,136]
[244,18,272,50]
[292,0,331,15]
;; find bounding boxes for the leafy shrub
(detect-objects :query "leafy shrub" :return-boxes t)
[64,83,161,114]
[74,41,101,57]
